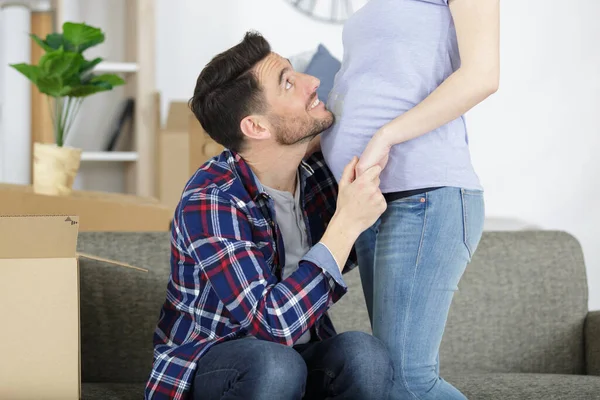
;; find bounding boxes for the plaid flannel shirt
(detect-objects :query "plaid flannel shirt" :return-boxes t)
[145,149,357,400]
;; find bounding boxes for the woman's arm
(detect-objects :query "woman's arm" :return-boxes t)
[356,0,500,175]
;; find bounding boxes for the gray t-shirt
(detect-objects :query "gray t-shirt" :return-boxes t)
[264,175,312,345]
[321,0,482,192]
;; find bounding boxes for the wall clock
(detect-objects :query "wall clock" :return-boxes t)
[285,0,368,24]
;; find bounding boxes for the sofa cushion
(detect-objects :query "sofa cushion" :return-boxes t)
[446,373,600,400]
[288,47,318,73]
[82,382,145,400]
[441,231,588,375]
[330,232,588,376]
[304,44,341,103]
[76,230,589,386]
[78,232,172,383]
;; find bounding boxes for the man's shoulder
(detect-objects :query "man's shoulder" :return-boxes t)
[173,151,258,242]
[180,151,248,208]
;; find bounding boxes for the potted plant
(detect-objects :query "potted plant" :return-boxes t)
[10,22,125,196]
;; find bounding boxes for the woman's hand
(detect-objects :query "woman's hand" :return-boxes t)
[356,129,392,177]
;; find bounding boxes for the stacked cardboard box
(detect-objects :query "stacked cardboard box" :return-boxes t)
[157,102,223,212]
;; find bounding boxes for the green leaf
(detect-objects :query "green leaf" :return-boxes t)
[36,75,64,97]
[12,22,119,103]
[64,69,84,86]
[45,33,74,52]
[59,86,74,97]
[10,63,41,84]
[66,83,111,97]
[39,48,84,78]
[63,22,104,53]
[79,57,103,74]
[29,34,54,52]
[90,73,125,87]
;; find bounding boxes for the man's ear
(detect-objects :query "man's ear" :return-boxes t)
[240,115,271,141]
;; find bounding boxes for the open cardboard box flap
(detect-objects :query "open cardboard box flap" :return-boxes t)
[0,215,148,272]
[77,252,148,272]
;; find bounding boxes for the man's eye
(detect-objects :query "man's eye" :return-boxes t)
[285,80,293,90]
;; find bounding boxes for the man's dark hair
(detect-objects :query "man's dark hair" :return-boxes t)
[189,32,271,152]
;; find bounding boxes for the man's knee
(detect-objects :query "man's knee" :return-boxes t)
[257,342,307,393]
[339,331,392,368]
[323,331,393,399]
[328,332,393,400]
[195,339,307,400]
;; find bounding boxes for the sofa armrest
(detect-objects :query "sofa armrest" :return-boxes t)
[586,310,600,375]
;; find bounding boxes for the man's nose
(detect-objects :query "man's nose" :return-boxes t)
[302,73,320,97]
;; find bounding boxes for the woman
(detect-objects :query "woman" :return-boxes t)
[320,0,499,398]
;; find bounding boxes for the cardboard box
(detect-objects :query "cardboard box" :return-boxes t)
[0,215,147,399]
[0,215,80,399]
[189,113,223,177]
[158,102,223,211]
[158,102,192,212]
[0,183,172,231]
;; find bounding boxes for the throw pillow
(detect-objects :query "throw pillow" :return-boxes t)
[304,44,341,102]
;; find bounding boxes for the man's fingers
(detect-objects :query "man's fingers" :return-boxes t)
[340,156,358,186]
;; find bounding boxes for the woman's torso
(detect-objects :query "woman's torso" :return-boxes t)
[321,0,482,192]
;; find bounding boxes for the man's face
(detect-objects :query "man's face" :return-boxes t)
[254,53,334,146]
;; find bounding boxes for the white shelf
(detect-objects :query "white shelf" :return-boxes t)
[93,62,139,74]
[81,151,139,162]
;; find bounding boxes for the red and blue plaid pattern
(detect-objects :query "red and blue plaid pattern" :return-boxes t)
[144,150,356,400]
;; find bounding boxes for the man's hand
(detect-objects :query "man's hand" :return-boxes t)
[355,129,391,177]
[336,156,387,237]
[320,156,387,272]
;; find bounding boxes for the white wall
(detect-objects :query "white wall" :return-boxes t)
[466,0,600,310]
[156,0,600,311]
[155,0,345,124]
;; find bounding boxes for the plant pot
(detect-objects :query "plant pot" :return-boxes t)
[33,142,82,196]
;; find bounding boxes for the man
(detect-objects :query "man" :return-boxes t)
[145,32,392,400]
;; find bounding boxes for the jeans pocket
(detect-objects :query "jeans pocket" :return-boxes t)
[387,192,428,205]
[460,189,485,260]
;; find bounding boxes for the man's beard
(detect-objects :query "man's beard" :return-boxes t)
[270,111,334,146]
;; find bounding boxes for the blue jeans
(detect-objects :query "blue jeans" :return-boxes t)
[355,187,485,400]
[192,331,393,400]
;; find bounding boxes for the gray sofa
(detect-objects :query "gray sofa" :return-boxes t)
[77,231,600,399]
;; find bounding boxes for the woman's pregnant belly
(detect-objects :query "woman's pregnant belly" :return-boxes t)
[321,82,474,192]
[321,78,416,184]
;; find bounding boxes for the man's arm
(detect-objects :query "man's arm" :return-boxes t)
[178,189,347,346]
[305,152,360,273]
